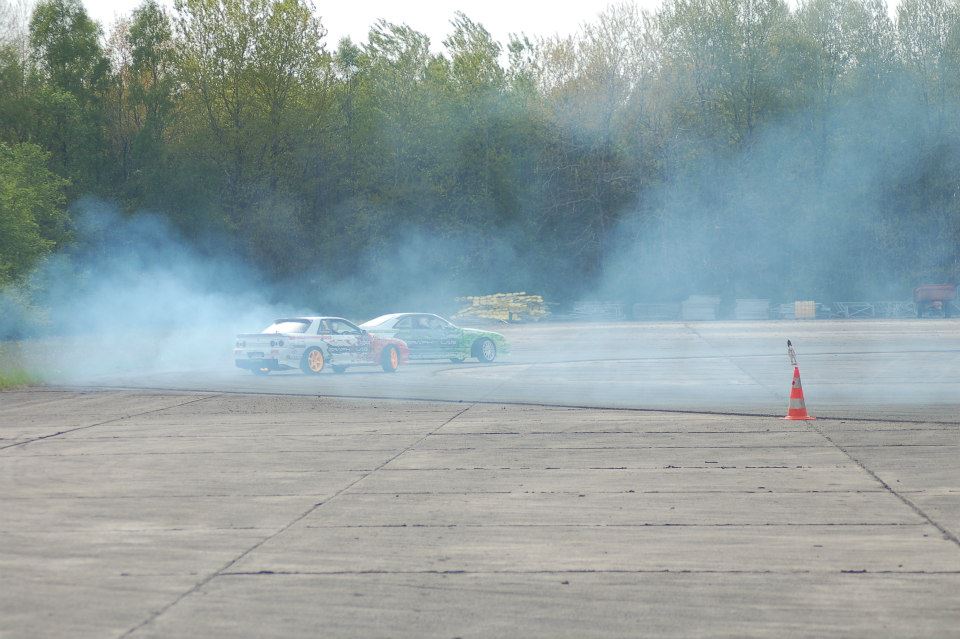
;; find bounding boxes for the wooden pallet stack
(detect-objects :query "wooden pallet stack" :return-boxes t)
[453,292,550,323]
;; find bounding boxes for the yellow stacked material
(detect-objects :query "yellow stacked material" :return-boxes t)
[453,292,550,323]
[795,300,816,319]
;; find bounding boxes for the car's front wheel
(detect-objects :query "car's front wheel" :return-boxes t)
[475,338,496,363]
[381,346,400,372]
[300,347,326,375]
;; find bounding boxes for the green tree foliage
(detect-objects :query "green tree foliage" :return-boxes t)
[29,0,108,102]
[26,0,110,194]
[0,141,68,284]
[173,0,325,227]
[3,0,960,308]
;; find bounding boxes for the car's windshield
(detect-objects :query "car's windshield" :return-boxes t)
[261,320,311,334]
[362,315,396,327]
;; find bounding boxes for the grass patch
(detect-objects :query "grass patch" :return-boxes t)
[0,341,42,389]
[0,368,39,389]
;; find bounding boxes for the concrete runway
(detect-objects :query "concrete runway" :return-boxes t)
[2,320,959,636]
[1,389,958,637]
[58,319,960,422]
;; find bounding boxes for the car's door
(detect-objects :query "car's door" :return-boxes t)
[416,314,452,358]
[317,319,356,362]
[392,315,427,359]
[426,315,460,358]
[327,319,366,363]
[340,319,372,362]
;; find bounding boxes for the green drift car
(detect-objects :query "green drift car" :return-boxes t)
[360,313,508,363]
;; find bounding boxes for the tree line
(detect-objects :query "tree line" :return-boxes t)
[2,0,960,313]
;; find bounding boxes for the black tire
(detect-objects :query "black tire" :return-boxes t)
[332,365,348,374]
[252,367,270,376]
[381,346,400,372]
[300,347,326,375]
[475,338,496,363]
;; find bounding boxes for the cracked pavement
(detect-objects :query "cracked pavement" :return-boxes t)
[1,390,958,637]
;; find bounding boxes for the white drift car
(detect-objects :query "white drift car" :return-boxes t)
[234,317,410,375]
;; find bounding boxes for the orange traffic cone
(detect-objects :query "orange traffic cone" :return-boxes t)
[784,366,815,420]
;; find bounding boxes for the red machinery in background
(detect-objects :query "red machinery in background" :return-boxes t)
[914,284,957,318]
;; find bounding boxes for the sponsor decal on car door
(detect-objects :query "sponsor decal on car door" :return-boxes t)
[416,315,444,358]
[425,316,459,358]
[439,324,460,358]
[319,320,359,362]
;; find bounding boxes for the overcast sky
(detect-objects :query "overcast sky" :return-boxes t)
[82,0,663,46]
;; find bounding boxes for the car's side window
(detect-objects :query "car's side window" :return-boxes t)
[317,320,332,335]
[394,317,413,330]
[329,320,361,335]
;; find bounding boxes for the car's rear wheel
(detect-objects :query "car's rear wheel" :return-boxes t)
[475,338,496,363]
[381,346,400,372]
[332,365,348,374]
[301,347,325,375]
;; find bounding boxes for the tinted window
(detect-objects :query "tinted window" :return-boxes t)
[410,316,432,330]
[262,320,311,334]
[329,319,361,335]
[394,317,414,329]
[424,316,448,330]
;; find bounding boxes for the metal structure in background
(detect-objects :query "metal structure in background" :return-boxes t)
[734,299,770,320]
[631,303,681,321]
[555,301,627,322]
[874,301,919,318]
[914,284,957,318]
[828,301,918,319]
[831,302,875,318]
[681,295,721,320]
[503,296,959,323]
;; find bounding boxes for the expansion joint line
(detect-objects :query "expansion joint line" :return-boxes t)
[0,394,222,451]
[813,425,960,549]
[118,401,478,639]
[682,323,783,402]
